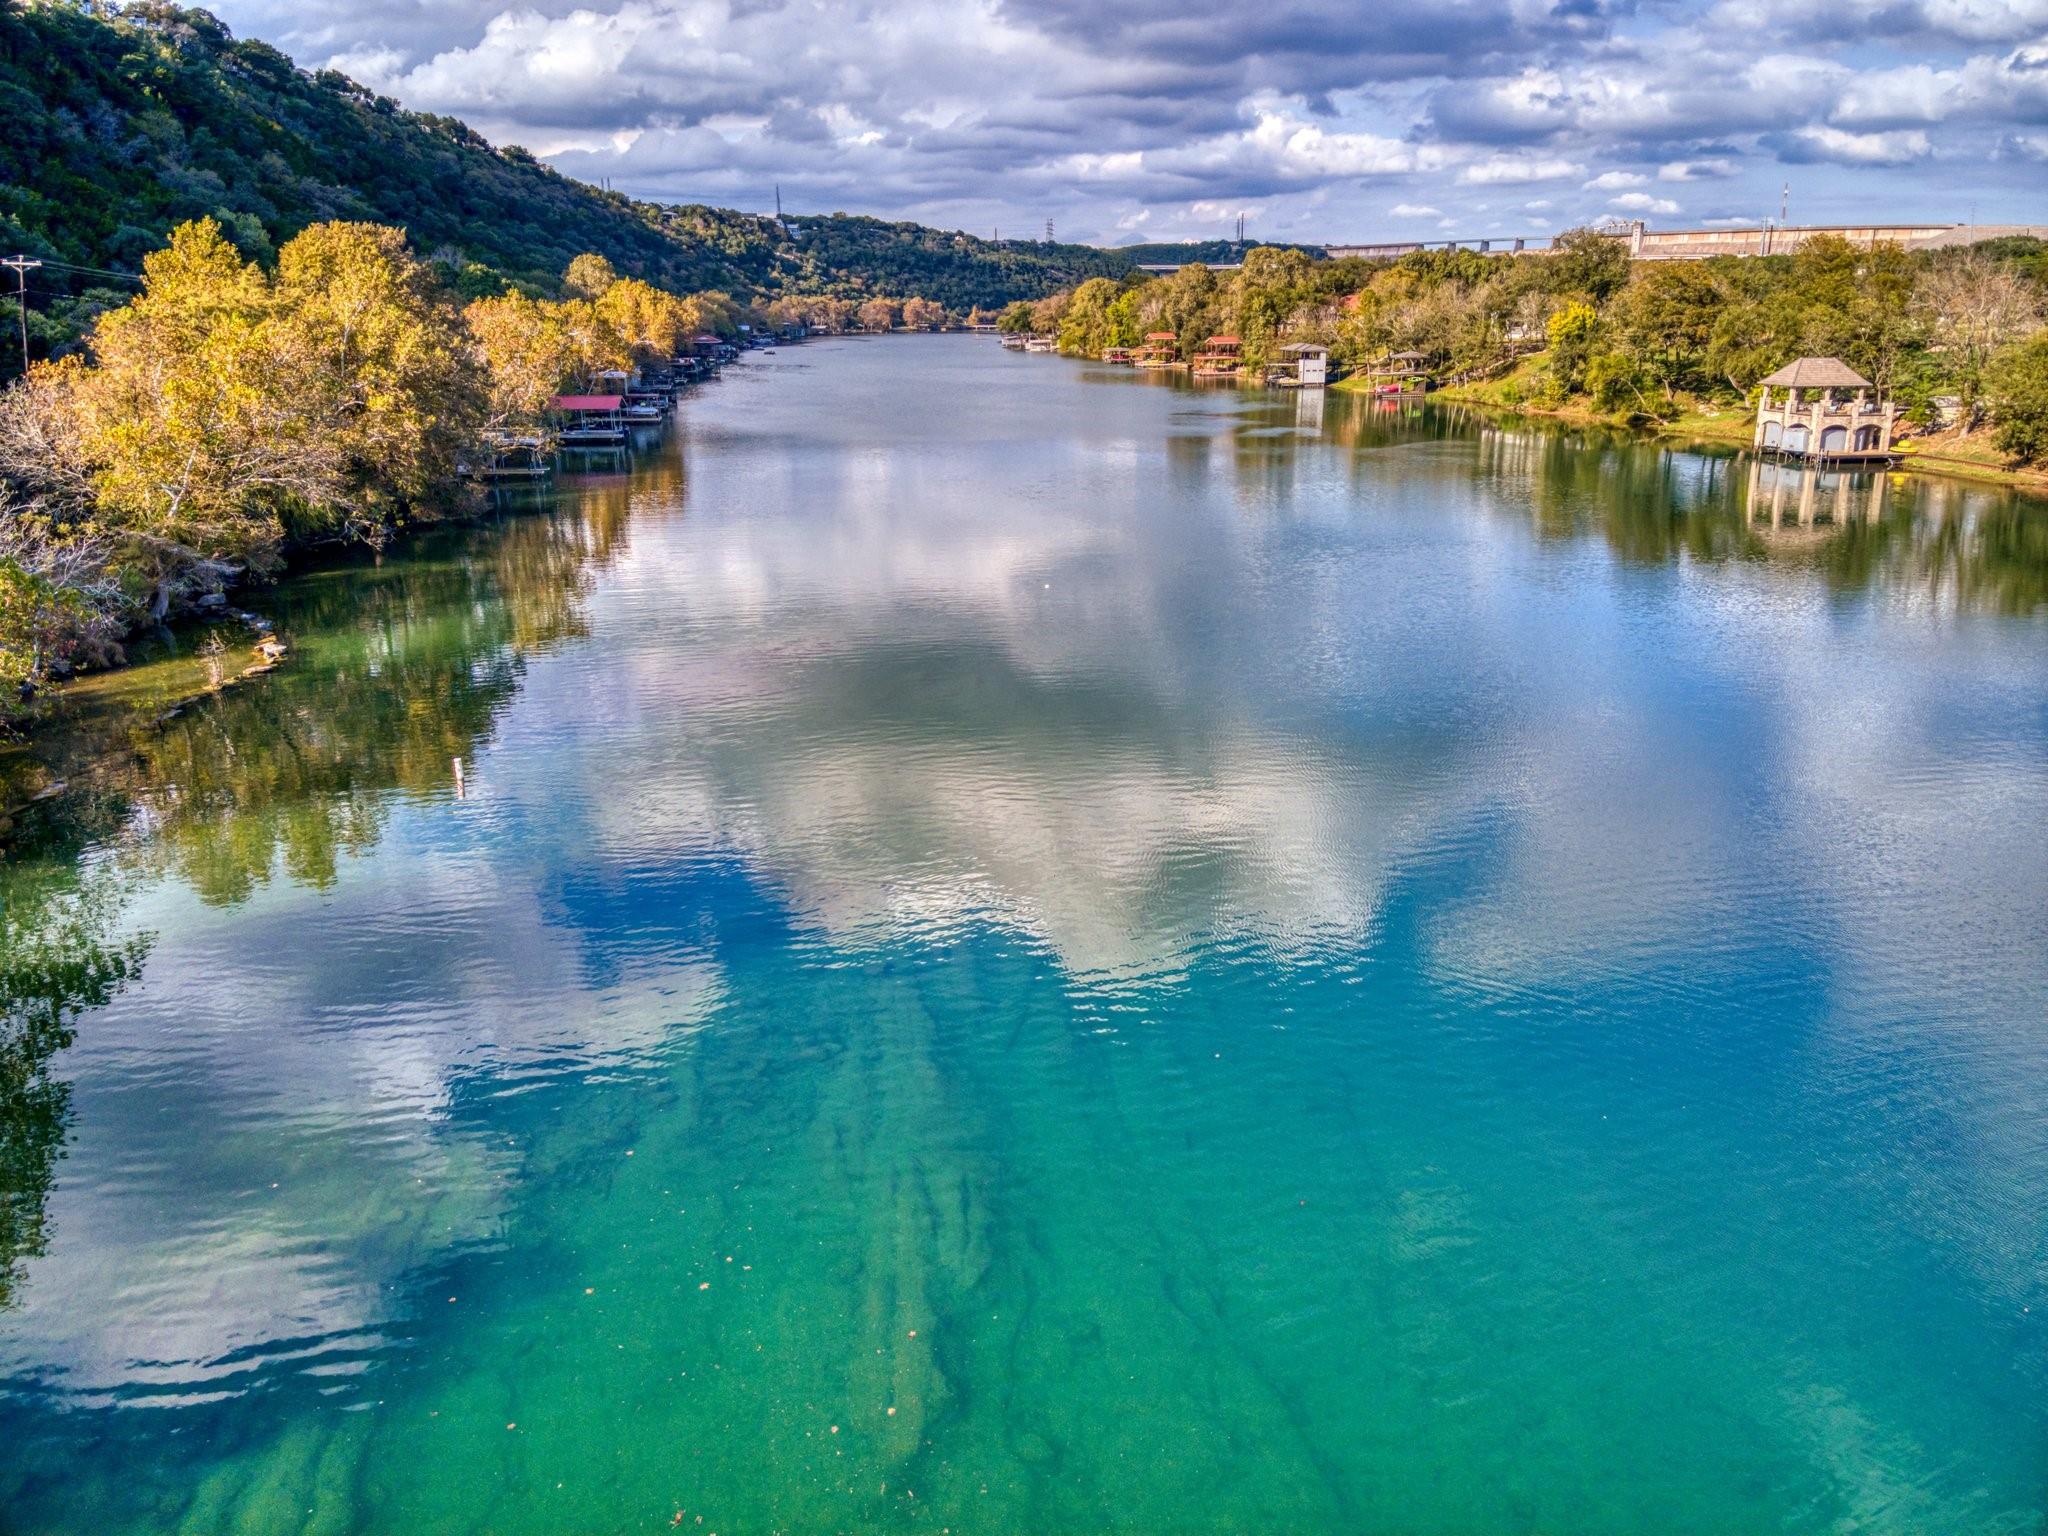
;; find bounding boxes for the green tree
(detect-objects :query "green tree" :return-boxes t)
[1056,278,1124,356]
[1545,228,1632,304]
[1612,263,1722,400]
[1986,333,2048,464]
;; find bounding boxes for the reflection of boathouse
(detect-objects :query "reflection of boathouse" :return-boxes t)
[1752,357,1897,461]
[1745,458,1887,533]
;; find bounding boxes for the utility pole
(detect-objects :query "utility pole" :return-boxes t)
[1045,217,1054,243]
[775,183,783,221]
[2,256,40,374]
[1779,182,1789,227]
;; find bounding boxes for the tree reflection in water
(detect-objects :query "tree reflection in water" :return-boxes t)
[0,485,638,1305]
[0,394,2038,1328]
[0,850,150,1310]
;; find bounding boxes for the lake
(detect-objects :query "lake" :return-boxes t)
[2,335,2045,1534]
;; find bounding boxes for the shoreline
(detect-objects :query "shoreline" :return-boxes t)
[1339,376,2048,496]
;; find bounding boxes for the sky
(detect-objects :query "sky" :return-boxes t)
[208,0,2048,246]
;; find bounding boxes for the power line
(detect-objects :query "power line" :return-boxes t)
[39,258,145,285]
[2,256,42,373]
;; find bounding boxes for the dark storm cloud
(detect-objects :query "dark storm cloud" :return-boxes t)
[203,0,2048,241]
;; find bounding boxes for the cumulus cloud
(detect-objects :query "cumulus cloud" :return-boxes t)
[1389,202,1442,215]
[1659,157,1735,179]
[203,0,2048,241]
[1458,153,1585,184]
[1789,124,1936,164]
[1611,192,1683,213]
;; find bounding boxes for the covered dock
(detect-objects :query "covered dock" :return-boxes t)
[1136,332,1180,368]
[1192,335,1242,378]
[1364,351,1431,393]
[552,393,627,448]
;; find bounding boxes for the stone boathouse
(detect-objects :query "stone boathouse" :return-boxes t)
[1752,357,1898,462]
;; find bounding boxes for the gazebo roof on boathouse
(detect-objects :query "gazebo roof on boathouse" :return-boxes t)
[1756,357,1871,390]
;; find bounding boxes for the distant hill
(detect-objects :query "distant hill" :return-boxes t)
[0,1,1141,359]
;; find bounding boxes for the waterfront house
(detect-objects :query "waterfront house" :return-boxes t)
[1192,335,1243,377]
[1103,346,1137,365]
[1752,358,1897,461]
[1275,342,1330,387]
[1137,331,1180,368]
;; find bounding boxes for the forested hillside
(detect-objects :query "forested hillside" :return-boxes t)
[0,1,1138,365]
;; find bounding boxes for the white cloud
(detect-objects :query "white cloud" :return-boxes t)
[1658,158,1735,180]
[1794,124,1935,164]
[1906,0,2048,41]
[1459,153,1584,184]
[1389,201,1441,216]
[197,0,2048,243]
[1610,192,1682,214]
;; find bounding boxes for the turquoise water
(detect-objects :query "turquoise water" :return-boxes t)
[2,336,2045,1533]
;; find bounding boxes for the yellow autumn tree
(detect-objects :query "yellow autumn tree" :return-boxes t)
[69,219,323,613]
[465,293,584,428]
[597,277,692,366]
[695,290,740,336]
[266,221,478,541]
[563,252,619,300]
[554,298,632,385]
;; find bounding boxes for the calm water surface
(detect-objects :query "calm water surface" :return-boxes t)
[2,336,2046,1533]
